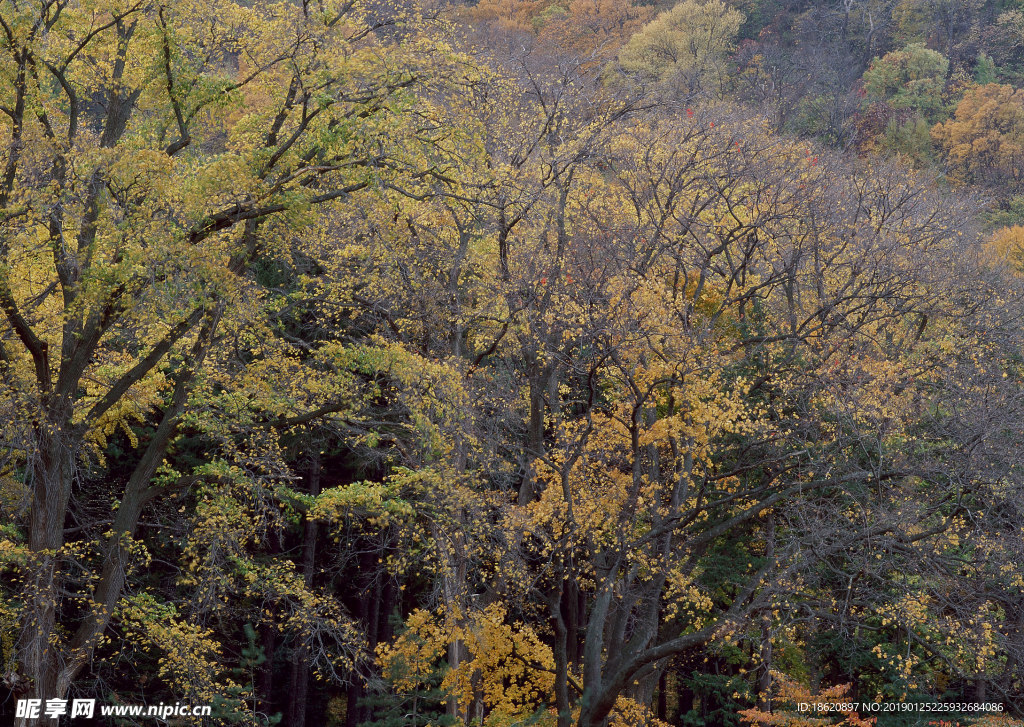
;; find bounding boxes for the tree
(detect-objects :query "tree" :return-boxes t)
[466,0,562,35]
[861,43,949,121]
[360,87,1013,727]
[975,52,997,85]
[856,43,948,159]
[0,0,435,717]
[739,672,875,726]
[5,1,1024,724]
[615,0,745,98]
[538,0,655,65]
[988,10,1024,79]
[891,0,984,67]
[735,39,819,134]
[931,83,1024,192]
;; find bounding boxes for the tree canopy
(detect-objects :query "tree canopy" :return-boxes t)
[3,1,1024,727]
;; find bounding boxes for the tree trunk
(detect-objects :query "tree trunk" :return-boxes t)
[16,421,76,721]
[676,674,695,723]
[757,619,773,711]
[518,365,547,504]
[287,655,311,727]
[551,581,573,727]
[259,624,277,716]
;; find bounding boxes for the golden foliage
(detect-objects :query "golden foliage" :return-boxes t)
[932,84,1024,188]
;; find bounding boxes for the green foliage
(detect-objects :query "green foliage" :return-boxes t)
[359,616,458,727]
[881,116,936,162]
[976,53,998,84]
[984,196,1024,228]
[680,671,752,727]
[616,0,744,92]
[862,44,949,121]
[231,625,282,727]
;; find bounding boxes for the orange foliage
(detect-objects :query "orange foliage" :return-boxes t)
[466,0,561,34]
[739,672,875,727]
[464,0,652,61]
[932,84,1024,190]
[538,0,655,61]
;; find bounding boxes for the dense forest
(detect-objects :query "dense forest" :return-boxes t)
[2,0,1024,725]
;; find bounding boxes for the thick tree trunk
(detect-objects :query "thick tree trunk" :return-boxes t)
[16,423,76,722]
[551,581,573,727]
[287,655,311,727]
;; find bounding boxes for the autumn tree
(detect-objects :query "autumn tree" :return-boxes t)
[932,83,1024,192]
[298,7,1024,725]
[615,0,745,99]
[4,1,1024,725]
[988,9,1024,77]
[353,77,1016,725]
[465,0,561,36]
[734,39,820,133]
[0,0,442,718]
[508,124,996,727]
[538,0,655,65]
